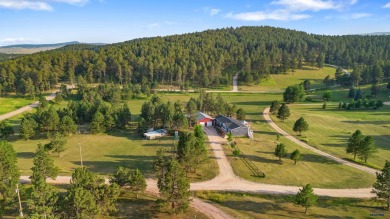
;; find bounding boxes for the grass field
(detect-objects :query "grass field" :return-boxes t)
[0,95,34,115]
[217,93,375,188]
[270,103,390,168]
[239,66,335,92]
[12,130,218,182]
[6,92,376,188]
[196,191,390,219]
[4,186,209,219]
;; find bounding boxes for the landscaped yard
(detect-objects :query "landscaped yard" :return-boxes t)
[196,191,390,219]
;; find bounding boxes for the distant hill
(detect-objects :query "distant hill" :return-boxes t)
[0,41,105,54]
[360,32,390,36]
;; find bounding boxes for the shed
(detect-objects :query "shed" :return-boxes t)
[196,112,214,127]
[214,115,249,137]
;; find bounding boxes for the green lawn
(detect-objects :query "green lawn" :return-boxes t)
[0,95,34,115]
[271,104,390,168]
[239,66,335,92]
[208,93,375,188]
[12,130,218,182]
[196,191,390,219]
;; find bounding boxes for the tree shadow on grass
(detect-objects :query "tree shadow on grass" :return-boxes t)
[243,153,281,165]
[71,154,156,177]
[17,152,35,159]
[343,120,390,125]
[301,153,339,165]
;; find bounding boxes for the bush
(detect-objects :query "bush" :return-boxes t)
[233,149,241,156]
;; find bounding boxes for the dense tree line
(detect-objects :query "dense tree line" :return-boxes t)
[139,91,237,132]
[1,26,390,95]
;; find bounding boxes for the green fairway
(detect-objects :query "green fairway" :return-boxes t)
[196,191,390,219]
[271,103,390,168]
[13,130,218,182]
[0,95,34,115]
[239,66,335,92]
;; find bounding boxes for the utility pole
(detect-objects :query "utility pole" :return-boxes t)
[78,143,83,167]
[16,184,23,218]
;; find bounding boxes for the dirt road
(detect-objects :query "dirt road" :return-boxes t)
[262,107,378,175]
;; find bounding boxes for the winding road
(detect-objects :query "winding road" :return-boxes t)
[263,107,378,175]
[0,92,57,121]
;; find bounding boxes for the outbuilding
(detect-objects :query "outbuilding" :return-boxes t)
[196,112,214,127]
[214,115,249,137]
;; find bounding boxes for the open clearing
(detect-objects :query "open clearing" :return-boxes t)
[0,95,34,115]
[13,130,218,182]
[216,93,376,188]
[239,66,335,92]
[196,191,390,219]
[10,92,378,188]
[270,104,390,168]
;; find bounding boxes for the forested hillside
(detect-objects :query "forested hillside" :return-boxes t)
[1,26,390,96]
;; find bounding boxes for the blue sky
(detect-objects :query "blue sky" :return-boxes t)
[1,0,390,46]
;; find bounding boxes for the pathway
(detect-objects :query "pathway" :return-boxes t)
[0,85,75,121]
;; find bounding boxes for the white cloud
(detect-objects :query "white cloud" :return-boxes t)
[0,0,89,11]
[210,8,220,16]
[226,10,311,21]
[384,2,390,8]
[0,37,38,45]
[0,1,52,11]
[350,13,371,19]
[350,0,358,5]
[271,0,339,12]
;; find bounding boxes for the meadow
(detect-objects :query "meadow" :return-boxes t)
[0,95,34,115]
[239,66,335,92]
[196,191,390,219]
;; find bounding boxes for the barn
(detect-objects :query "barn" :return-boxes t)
[196,112,213,126]
[214,115,249,137]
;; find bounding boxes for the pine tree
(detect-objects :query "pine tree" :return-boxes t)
[269,100,280,114]
[29,144,59,218]
[236,108,246,120]
[294,184,318,214]
[274,143,287,161]
[130,168,146,199]
[90,111,106,133]
[346,130,364,160]
[277,103,291,122]
[157,159,190,213]
[20,117,38,140]
[293,117,309,136]
[290,149,302,165]
[59,115,77,136]
[0,141,20,216]
[372,161,390,210]
[358,136,376,163]
[50,132,67,157]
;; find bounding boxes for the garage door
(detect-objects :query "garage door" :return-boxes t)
[206,121,213,126]
[199,122,205,126]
